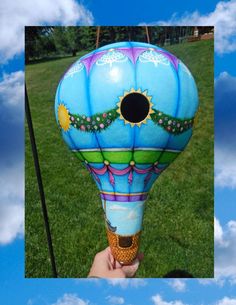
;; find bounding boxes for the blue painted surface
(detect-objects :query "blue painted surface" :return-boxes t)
[102,199,145,235]
[55,41,198,237]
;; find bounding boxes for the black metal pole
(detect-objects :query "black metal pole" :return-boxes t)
[25,84,58,278]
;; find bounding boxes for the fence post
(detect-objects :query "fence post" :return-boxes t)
[25,84,58,278]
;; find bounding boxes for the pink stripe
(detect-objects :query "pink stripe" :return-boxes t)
[108,165,131,175]
[144,172,152,186]
[91,165,107,175]
[153,167,163,174]
[128,170,133,184]
[133,165,153,174]
[109,171,115,185]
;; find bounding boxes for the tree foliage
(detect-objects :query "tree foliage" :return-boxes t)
[25,26,213,63]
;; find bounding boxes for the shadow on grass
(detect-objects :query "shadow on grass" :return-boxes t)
[163,269,194,278]
[26,55,77,65]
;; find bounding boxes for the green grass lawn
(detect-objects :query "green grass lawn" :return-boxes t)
[25,40,214,278]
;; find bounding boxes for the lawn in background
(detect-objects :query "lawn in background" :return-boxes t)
[25,40,214,278]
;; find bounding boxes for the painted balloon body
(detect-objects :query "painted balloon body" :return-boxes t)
[55,41,198,264]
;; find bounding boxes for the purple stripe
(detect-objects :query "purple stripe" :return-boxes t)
[81,51,106,74]
[118,47,147,64]
[157,50,179,71]
[81,47,179,74]
[100,193,148,202]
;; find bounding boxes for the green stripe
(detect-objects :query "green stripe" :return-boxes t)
[73,150,180,164]
[158,151,179,163]
[134,150,161,163]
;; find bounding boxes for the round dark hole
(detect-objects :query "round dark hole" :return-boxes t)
[118,236,133,248]
[120,92,150,123]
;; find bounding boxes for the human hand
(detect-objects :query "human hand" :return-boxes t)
[88,247,144,278]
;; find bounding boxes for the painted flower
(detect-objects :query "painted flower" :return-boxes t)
[58,104,70,131]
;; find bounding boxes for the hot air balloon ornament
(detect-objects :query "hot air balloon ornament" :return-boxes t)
[55,41,198,265]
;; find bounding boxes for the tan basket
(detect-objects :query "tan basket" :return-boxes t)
[106,229,141,265]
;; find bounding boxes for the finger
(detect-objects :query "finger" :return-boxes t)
[104,247,112,255]
[121,258,140,278]
[95,247,110,259]
[114,260,123,269]
[137,252,144,262]
[114,252,144,270]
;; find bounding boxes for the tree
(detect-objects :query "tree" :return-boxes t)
[53,27,69,54]
[78,27,96,50]
[25,26,54,62]
[66,27,80,56]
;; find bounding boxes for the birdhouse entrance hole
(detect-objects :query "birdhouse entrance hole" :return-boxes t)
[120,92,150,124]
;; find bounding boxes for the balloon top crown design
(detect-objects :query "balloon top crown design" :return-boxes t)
[55,41,198,264]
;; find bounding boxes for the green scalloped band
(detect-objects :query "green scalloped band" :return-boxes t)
[73,149,180,164]
[150,109,194,134]
[69,108,119,132]
[67,107,194,134]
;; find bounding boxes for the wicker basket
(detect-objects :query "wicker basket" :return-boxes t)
[106,229,141,265]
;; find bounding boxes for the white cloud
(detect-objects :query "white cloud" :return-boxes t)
[107,279,147,289]
[0,0,94,62]
[0,70,24,246]
[215,217,227,247]
[52,293,89,305]
[106,296,125,305]
[215,142,236,189]
[0,71,24,121]
[214,72,236,189]
[126,210,139,220]
[198,278,223,286]
[168,279,186,292]
[0,71,24,107]
[141,0,236,54]
[0,162,24,245]
[109,205,129,211]
[215,218,236,284]
[216,297,236,305]
[151,294,186,305]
